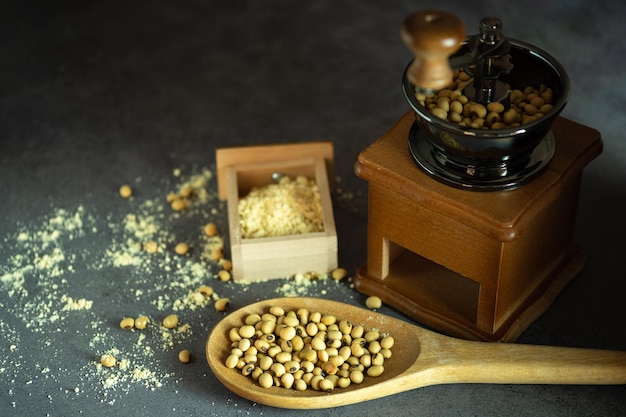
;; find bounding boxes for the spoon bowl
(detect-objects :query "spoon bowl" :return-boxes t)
[206,297,626,409]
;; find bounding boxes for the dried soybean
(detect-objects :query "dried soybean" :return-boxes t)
[119,317,135,330]
[134,315,150,330]
[162,314,179,329]
[119,184,133,198]
[100,354,116,368]
[178,349,191,363]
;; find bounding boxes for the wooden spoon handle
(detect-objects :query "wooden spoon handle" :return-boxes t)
[428,339,626,386]
[401,10,466,91]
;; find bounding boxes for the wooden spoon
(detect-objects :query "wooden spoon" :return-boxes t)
[206,297,626,409]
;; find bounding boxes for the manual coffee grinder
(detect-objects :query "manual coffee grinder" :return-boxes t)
[353,10,602,342]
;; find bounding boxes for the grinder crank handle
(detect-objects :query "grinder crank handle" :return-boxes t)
[401,10,466,91]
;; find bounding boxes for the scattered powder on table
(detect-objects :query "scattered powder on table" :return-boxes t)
[0,164,356,409]
[62,294,93,311]
[0,166,226,404]
[275,272,330,297]
[0,205,92,330]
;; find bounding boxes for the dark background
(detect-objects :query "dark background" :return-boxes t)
[1,1,625,416]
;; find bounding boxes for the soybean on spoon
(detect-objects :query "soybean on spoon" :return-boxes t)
[206,297,626,409]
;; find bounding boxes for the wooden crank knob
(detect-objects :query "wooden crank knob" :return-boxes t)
[401,10,466,91]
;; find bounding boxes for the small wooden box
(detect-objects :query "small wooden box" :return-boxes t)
[216,142,337,282]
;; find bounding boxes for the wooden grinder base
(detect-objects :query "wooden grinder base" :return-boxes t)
[353,112,602,342]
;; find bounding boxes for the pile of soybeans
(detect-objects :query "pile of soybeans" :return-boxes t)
[224,305,395,392]
[416,70,556,129]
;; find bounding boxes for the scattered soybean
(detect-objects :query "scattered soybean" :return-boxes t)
[204,222,218,237]
[162,314,179,329]
[175,242,190,255]
[143,240,158,254]
[134,315,150,330]
[119,317,135,330]
[100,354,116,368]
[178,349,191,363]
[365,296,383,310]
[215,298,230,312]
[119,184,133,198]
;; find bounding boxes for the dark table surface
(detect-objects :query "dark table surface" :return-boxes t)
[1,1,625,416]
